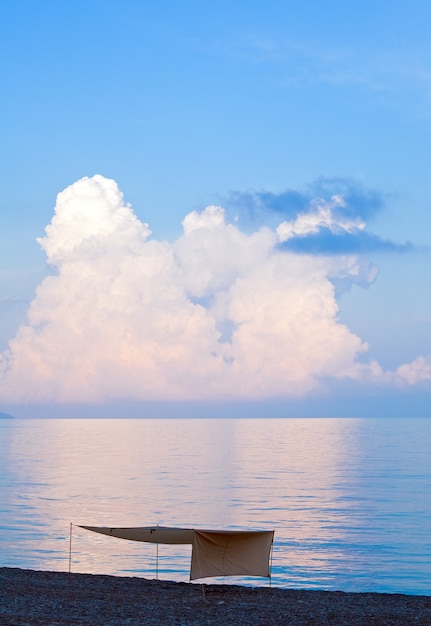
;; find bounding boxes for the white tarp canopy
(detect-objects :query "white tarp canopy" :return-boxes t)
[77,525,274,580]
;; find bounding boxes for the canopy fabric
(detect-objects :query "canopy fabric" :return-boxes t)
[190,530,274,580]
[78,525,195,544]
[77,525,274,580]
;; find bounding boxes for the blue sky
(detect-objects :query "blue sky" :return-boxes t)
[1,0,430,417]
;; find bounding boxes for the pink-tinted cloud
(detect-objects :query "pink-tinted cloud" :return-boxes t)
[0,175,429,404]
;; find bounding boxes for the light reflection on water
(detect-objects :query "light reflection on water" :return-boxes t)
[0,417,430,595]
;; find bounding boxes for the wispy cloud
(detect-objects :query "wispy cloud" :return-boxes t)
[203,25,431,118]
[225,178,410,255]
[225,177,384,223]
[278,230,413,255]
[0,295,29,312]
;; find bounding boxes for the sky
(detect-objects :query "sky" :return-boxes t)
[1,0,430,418]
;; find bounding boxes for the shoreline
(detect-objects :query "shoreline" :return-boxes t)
[1,567,430,625]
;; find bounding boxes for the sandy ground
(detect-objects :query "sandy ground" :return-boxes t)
[1,567,431,625]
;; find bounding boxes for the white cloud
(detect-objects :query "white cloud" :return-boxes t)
[37,174,152,265]
[394,356,431,386]
[0,175,429,405]
[277,194,365,242]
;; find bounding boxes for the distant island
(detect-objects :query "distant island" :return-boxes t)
[0,411,15,419]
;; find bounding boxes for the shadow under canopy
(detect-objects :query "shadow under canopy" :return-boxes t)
[74,525,274,581]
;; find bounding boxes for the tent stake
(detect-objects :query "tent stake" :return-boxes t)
[201,583,207,602]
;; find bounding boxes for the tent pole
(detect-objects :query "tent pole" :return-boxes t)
[191,535,207,603]
[156,543,158,580]
[269,538,274,588]
[68,523,73,583]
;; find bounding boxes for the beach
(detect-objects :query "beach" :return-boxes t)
[1,567,430,625]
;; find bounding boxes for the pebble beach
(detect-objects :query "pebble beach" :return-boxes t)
[1,567,430,625]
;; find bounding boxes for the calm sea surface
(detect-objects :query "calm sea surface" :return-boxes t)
[0,418,430,595]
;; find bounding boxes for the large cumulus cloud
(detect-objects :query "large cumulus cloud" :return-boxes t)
[0,175,429,404]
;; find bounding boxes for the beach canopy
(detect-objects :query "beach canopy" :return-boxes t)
[77,525,274,580]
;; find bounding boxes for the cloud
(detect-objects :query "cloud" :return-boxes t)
[308,177,385,220]
[0,175,429,405]
[226,189,309,223]
[279,230,413,255]
[394,356,431,386]
[0,295,29,312]
[225,177,385,225]
[226,181,411,255]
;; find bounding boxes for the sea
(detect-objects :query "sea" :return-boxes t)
[1,417,430,595]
